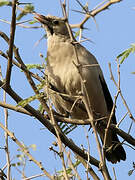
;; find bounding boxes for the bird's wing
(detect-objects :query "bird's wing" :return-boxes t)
[98,74,117,124]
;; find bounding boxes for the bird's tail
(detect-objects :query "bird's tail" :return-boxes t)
[104,132,126,163]
[96,120,126,163]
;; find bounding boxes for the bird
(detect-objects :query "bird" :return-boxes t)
[34,13,126,163]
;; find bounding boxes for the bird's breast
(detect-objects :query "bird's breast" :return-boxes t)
[47,38,81,94]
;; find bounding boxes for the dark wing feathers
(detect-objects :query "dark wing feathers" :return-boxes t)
[99,74,126,163]
[99,74,117,124]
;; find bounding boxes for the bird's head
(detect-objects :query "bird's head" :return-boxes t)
[34,13,70,38]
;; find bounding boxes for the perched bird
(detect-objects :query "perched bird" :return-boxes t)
[34,13,126,163]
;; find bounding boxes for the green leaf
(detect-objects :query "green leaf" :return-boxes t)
[16,154,21,158]
[37,81,46,90]
[38,103,44,114]
[17,162,22,166]
[45,57,47,62]
[25,63,44,70]
[0,0,11,6]
[128,169,134,176]
[11,163,16,167]
[28,20,37,24]
[17,92,44,107]
[24,4,34,12]
[57,160,81,176]
[117,43,135,64]
[29,144,36,151]
[16,4,34,21]
[74,30,80,38]
[18,156,23,161]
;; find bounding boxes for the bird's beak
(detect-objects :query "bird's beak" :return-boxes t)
[34,13,50,25]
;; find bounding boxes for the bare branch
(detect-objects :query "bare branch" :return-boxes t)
[91,0,122,17]
[0,49,42,82]
[4,92,11,180]
[66,151,81,180]
[112,167,117,180]
[0,121,54,179]
[76,154,100,180]
[49,101,69,180]
[23,173,45,180]
[0,66,11,179]
[6,0,17,86]
[103,123,135,147]
[103,61,121,161]
[71,0,122,29]
[109,62,135,123]
[0,18,41,29]
[0,101,31,116]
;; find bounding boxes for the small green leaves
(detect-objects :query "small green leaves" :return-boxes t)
[29,144,37,151]
[117,43,135,64]
[0,0,11,7]
[17,4,34,21]
[28,20,37,24]
[38,103,44,114]
[37,81,46,91]
[17,92,44,107]
[128,169,134,176]
[25,63,44,70]
[57,160,81,178]
[128,162,135,176]
[74,30,80,38]
[11,144,37,168]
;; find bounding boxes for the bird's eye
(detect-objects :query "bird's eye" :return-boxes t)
[53,20,59,25]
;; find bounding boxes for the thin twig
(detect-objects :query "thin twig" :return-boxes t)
[122,142,135,151]
[103,90,120,159]
[112,167,117,180]
[0,101,32,116]
[109,62,135,123]
[66,151,81,180]
[76,154,100,180]
[0,122,54,180]
[0,18,41,29]
[55,115,107,125]
[23,173,45,180]
[4,92,11,180]
[121,120,133,147]
[83,127,90,179]
[91,0,122,17]
[0,49,42,82]
[116,112,128,127]
[13,166,26,179]
[71,0,122,29]
[119,92,135,123]
[6,0,17,86]
[108,123,135,146]
[0,65,11,180]
[49,103,69,180]
[1,156,15,171]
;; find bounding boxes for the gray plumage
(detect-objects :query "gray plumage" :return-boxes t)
[34,13,126,163]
